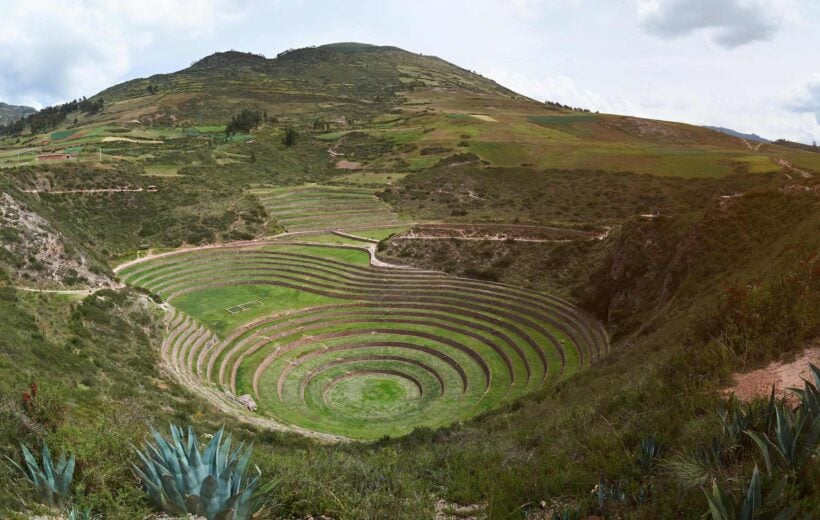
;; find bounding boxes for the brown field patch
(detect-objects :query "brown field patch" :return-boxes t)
[336,160,362,170]
[725,343,820,403]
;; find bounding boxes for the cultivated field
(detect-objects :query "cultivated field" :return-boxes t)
[117,243,607,439]
[253,185,409,233]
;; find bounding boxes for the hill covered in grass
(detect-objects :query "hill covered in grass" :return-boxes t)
[4,42,820,180]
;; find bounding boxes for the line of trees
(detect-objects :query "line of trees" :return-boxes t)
[0,97,104,136]
[774,139,819,153]
[544,100,592,113]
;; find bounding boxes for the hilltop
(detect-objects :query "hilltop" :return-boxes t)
[102,43,523,100]
[4,43,819,180]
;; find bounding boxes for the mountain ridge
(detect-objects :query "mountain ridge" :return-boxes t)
[0,101,36,125]
[703,125,771,143]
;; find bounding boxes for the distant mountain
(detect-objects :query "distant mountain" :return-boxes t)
[704,126,771,143]
[0,102,35,125]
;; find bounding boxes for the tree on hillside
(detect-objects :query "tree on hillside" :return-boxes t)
[313,118,330,131]
[225,109,262,136]
[283,126,298,146]
[0,97,104,136]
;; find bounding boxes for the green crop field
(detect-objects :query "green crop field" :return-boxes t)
[117,242,607,439]
[254,185,409,233]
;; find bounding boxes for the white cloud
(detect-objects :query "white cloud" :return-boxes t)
[500,0,581,17]
[487,69,607,110]
[635,0,797,48]
[787,76,820,124]
[485,68,820,144]
[0,0,240,106]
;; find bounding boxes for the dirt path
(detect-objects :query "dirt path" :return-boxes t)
[775,158,813,179]
[113,237,416,273]
[24,188,150,194]
[14,286,96,296]
[394,235,568,243]
[724,343,820,403]
[741,138,764,151]
[13,284,121,296]
[330,230,380,244]
[397,224,611,243]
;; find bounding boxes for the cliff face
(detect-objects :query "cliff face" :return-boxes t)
[0,192,113,289]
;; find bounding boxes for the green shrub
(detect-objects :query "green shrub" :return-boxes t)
[283,127,298,147]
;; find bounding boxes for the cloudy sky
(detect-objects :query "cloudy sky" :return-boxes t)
[1,0,818,143]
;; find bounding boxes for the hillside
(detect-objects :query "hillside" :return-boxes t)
[0,42,818,519]
[0,102,35,125]
[3,43,820,179]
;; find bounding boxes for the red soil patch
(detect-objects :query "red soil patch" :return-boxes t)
[725,344,820,403]
[335,160,362,170]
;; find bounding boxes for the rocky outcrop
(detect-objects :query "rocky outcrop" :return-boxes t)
[0,192,114,289]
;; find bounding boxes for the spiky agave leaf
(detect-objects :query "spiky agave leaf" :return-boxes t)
[738,465,761,520]
[745,430,774,475]
[704,478,734,520]
[773,405,802,468]
[789,363,819,422]
[5,443,75,507]
[132,423,265,520]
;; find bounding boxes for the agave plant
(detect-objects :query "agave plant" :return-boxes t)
[719,389,778,448]
[718,403,752,446]
[132,424,262,520]
[788,363,819,423]
[704,465,761,520]
[6,443,75,507]
[594,475,626,511]
[636,435,663,473]
[746,397,820,474]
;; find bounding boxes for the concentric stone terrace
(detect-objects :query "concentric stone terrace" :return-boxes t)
[118,244,607,439]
